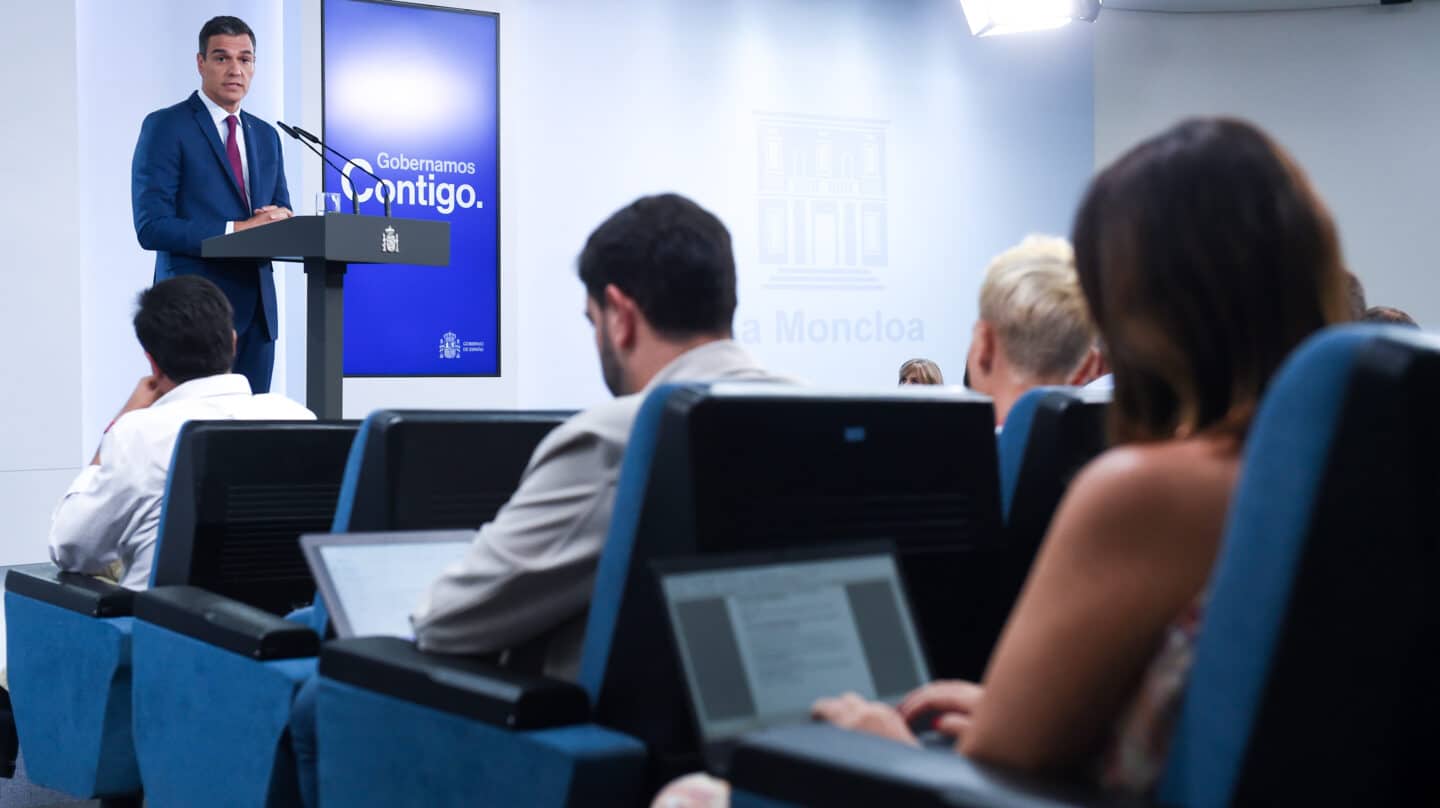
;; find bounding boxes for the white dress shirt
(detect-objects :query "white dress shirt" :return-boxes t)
[412,340,780,677]
[197,90,249,234]
[49,374,314,590]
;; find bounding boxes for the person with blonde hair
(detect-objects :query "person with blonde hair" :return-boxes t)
[965,235,1103,424]
[898,358,944,385]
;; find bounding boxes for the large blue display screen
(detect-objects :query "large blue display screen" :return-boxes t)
[323,0,499,376]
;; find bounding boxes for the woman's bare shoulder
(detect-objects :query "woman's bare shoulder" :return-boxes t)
[1056,437,1242,558]
[1077,438,1239,506]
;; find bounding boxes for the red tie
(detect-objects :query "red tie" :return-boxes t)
[225,114,249,210]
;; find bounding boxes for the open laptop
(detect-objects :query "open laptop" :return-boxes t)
[300,530,474,638]
[653,544,936,773]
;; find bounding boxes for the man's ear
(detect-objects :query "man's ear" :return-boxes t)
[144,352,164,381]
[196,52,205,75]
[603,284,640,350]
[231,329,239,361]
[972,321,997,375]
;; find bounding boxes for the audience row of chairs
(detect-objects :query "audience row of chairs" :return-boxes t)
[5,411,571,804]
[5,379,1107,806]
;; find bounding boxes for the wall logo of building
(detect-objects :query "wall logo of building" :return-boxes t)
[438,330,486,359]
[756,114,889,292]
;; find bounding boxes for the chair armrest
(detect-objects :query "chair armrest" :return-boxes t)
[319,636,589,730]
[133,586,319,660]
[4,563,135,617]
[728,724,1143,808]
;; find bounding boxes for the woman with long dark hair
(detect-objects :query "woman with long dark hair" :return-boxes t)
[814,117,1350,790]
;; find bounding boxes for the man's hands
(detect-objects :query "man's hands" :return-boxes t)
[92,376,165,464]
[234,205,293,232]
[119,375,164,418]
[810,680,986,751]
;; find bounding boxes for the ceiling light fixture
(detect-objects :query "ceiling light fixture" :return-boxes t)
[959,0,1102,37]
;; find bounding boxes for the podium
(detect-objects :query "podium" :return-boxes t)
[203,214,450,418]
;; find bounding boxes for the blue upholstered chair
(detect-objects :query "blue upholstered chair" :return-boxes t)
[128,420,355,808]
[310,397,686,808]
[2,420,354,805]
[997,386,1109,536]
[3,565,139,803]
[727,325,1440,807]
[313,383,1007,806]
[130,410,567,807]
[968,387,1111,670]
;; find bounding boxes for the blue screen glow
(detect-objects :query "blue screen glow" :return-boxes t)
[324,0,500,376]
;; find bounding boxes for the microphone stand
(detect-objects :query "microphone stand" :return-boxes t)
[277,121,359,214]
[293,125,393,217]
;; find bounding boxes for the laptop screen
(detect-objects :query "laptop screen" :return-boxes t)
[658,551,931,743]
[301,530,474,638]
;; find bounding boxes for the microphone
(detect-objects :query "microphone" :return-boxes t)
[276,121,358,214]
[291,124,393,218]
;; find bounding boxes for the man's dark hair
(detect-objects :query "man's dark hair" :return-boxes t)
[199,16,255,55]
[577,193,736,339]
[134,276,235,383]
[1363,305,1420,328]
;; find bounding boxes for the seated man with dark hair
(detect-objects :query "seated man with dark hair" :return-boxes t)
[49,274,313,589]
[288,193,778,808]
[414,192,774,675]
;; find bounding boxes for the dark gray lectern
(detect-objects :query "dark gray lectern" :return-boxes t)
[202,214,450,418]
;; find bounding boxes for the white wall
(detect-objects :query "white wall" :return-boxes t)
[499,0,1095,408]
[1095,2,1440,326]
[0,2,82,566]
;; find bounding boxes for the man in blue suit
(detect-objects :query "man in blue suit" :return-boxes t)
[132,16,293,394]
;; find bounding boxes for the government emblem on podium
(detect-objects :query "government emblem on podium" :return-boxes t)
[381,225,400,254]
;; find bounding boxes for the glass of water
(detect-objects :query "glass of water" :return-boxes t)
[314,191,342,216]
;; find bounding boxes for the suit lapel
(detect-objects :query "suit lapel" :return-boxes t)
[242,113,264,209]
[188,92,248,209]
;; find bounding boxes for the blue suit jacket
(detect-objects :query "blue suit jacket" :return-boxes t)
[132,91,291,341]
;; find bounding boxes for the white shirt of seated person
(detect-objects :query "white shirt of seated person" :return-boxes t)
[49,373,314,590]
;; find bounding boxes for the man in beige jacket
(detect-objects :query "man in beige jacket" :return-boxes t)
[291,191,778,807]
